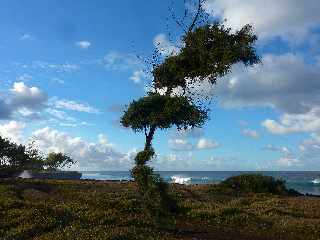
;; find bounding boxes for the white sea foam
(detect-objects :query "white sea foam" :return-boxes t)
[311,178,320,184]
[171,175,192,184]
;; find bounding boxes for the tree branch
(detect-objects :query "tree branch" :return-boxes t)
[187,0,202,34]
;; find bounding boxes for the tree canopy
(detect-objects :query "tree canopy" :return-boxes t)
[45,152,75,171]
[153,23,259,92]
[121,94,208,133]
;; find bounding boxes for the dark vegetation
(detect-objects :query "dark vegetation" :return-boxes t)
[0,136,75,178]
[216,174,302,196]
[0,174,319,240]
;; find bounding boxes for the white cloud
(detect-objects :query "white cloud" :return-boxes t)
[130,70,146,84]
[262,108,320,135]
[196,138,219,150]
[204,0,320,43]
[215,54,320,115]
[0,82,48,120]
[242,128,260,139]
[10,82,47,110]
[0,121,25,143]
[53,99,100,114]
[32,127,136,170]
[75,41,91,49]
[153,34,180,56]
[169,138,193,151]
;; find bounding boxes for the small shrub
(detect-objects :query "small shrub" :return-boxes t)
[219,174,289,195]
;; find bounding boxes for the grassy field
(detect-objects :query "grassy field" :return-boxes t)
[0,178,319,240]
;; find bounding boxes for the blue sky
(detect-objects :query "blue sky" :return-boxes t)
[0,0,320,171]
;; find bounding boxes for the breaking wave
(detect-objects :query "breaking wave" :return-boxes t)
[311,178,320,184]
[171,175,192,184]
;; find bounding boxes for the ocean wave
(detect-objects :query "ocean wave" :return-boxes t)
[171,175,192,185]
[311,179,320,184]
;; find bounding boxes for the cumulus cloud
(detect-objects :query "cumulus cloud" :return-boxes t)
[0,121,25,143]
[196,138,219,150]
[130,70,146,84]
[32,127,136,170]
[75,41,91,49]
[53,99,100,114]
[153,34,180,56]
[0,82,48,120]
[10,82,47,110]
[215,54,320,114]
[262,108,320,135]
[242,128,260,139]
[204,0,320,42]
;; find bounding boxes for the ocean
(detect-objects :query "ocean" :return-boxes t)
[81,171,320,195]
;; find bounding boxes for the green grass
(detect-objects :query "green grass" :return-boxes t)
[0,178,320,240]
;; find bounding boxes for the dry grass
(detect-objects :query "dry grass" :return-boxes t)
[0,179,319,240]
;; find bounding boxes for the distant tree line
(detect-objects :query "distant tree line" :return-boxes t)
[0,135,75,177]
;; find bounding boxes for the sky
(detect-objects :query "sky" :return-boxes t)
[0,0,320,171]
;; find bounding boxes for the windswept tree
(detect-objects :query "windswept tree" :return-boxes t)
[121,0,260,215]
[121,94,207,193]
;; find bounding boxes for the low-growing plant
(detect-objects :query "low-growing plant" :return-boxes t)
[219,174,289,195]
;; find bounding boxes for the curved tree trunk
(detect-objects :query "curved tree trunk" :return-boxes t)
[144,126,156,151]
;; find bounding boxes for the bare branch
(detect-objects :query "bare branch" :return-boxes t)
[187,0,203,33]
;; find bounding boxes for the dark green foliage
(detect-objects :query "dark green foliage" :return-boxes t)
[121,94,208,132]
[219,174,289,195]
[153,23,260,91]
[131,148,179,224]
[134,149,155,165]
[0,136,75,176]
[0,136,44,173]
[45,153,75,171]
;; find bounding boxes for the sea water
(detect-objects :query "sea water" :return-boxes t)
[81,171,320,195]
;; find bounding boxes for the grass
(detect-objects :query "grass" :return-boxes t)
[0,178,320,240]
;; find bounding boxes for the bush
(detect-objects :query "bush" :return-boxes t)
[219,174,289,195]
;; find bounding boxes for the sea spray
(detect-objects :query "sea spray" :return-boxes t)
[171,175,192,184]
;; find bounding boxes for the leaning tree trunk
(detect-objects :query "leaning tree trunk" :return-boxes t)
[144,126,156,152]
